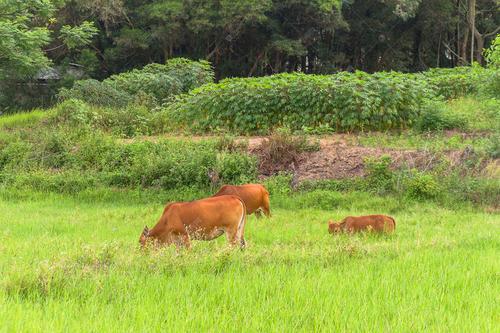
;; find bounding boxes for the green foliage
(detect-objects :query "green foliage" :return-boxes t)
[215,153,257,184]
[0,2,52,79]
[485,134,500,159]
[0,131,256,191]
[51,99,156,137]
[364,155,394,194]
[484,34,500,68]
[58,80,133,107]
[414,100,468,132]
[0,109,48,129]
[403,171,441,200]
[59,21,99,50]
[167,71,432,134]
[60,58,214,106]
[418,67,481,100]
[262,173,294,196]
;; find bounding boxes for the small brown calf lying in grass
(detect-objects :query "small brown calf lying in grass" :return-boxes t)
[328,215,396,234]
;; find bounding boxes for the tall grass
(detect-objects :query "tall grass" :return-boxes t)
[0,109,48,129]
[0,189,498,332]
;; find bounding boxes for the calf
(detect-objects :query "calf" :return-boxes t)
[328,215,396,234]
[140,195,247,249]
[213,184,271,218]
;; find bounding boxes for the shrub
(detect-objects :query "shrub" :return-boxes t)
[214,134,247,153]
[58,80,132,107]
[167,71,432,134]
[404,171,440,200]
[418,67,480,100]
[0,140,33,171]
[364,155,394,194]
[51,99,95,127]
[96,104,153,137]
[52,99,155,137]
[485,134,500,159]
[214,152,257,184]
[414,100,468,132]
[292,190,343,210]
[263,173,294,196]
[59,58,214,107]
[256,128,320,174]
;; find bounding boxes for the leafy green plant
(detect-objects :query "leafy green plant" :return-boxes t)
[414,100,468,132]
[167,70,434,134]
[404,171,440,200]
[58,58,214,107]
[58,80,132,107]
[364,155,394,194]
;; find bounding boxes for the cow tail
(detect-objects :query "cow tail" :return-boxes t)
[236,198,247,242]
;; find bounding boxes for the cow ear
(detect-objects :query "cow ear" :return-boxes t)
[143,226,149,236]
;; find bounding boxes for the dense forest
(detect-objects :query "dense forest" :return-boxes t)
[0,0,498,110]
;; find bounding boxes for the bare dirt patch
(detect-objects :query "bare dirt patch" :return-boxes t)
[250,136,495,183]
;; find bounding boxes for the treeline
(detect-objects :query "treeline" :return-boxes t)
[49,0,500,76]
[0,0,499,111]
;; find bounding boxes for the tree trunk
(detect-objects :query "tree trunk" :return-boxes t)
[460,26,469,64]
[468,0,476,63]
[475,31,484,64]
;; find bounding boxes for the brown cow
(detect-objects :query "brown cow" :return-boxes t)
[328,215,396,234]
[213,184,271,218]
[139,195,247,249]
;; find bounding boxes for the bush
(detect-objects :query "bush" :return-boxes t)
[485,134,500,159]
[214,152,257,184]
[403,171,440,200]
[58,80,132,107]
[418,67,480,100]
[263,173,294,196]
[59,58,214,107]
[51,99,95,127]
[414,100,468,132]
[255,128,320,176]
[52,99,155,137]
[364,155,394,194]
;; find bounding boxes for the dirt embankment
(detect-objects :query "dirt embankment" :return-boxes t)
[248,136,497,183]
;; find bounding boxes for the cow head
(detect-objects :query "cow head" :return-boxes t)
[328,220,343,234]
[139,226,150,247]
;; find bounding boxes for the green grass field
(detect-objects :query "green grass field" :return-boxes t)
[0,189,498,332]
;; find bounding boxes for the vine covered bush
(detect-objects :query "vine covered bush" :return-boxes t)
[58,58,214,106]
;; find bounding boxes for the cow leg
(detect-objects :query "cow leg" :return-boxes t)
[254,209,263,219]
[225,227,237,246]
[262,196,271,218]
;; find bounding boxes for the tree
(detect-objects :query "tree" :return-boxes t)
[0,0,98,80]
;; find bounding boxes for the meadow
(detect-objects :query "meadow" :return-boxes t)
[0,189,498,332]
[1,57,499,332]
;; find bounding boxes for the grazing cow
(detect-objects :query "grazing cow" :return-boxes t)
[328,215,396,234]
[139,195,247,249]
[213,184,271,218]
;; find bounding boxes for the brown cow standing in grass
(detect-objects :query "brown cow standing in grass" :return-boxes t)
[328,215,396,234]
[213,184,271,218]
[139,195,247,249]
